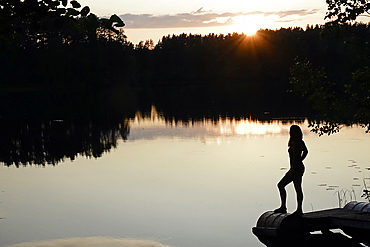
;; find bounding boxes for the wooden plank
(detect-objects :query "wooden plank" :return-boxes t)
[253,205,370,246]
[303,208,370,231]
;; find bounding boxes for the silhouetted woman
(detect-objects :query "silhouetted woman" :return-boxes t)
[274,125,308,216]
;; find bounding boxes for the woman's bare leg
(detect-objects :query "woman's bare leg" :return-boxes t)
[274,174,292,213]
[293,177,303,214]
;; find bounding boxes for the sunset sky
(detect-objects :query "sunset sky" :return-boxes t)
[78,0,329,44]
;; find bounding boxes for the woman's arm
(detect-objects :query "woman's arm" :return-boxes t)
[301,142,308,161]
[291,141,308,168]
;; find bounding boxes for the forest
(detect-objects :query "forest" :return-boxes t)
[2,23,370,120]
[1,1,370,121]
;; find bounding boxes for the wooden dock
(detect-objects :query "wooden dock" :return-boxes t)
[252,201,370,247]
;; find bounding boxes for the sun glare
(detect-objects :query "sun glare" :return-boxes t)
[231,15,268,36]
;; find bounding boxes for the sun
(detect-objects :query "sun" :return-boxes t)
[231,15,267,36]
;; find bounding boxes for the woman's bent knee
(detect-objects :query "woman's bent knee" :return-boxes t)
[277,182,285,190]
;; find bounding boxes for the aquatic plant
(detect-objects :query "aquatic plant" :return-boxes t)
[334,177,370,207]
[335,187,357,208]
[361,180,370,203]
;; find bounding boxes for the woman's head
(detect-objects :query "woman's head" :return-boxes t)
[289,125,303,145]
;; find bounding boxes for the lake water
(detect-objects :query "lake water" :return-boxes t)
[1,107,370,247]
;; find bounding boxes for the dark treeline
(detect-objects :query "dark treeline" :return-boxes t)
[141,24,370,119]
[1,22,370,120]
[0,117,130,167]
[0,29,138,118]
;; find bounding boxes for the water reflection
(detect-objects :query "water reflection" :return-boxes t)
[127,106,308,140]
[1,107,370,247]
[0,106,312,167]
[208,118,286,136]
[7,237,170,247]
[0,118,129,167]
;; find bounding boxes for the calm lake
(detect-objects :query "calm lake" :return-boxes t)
[1,107,370,247]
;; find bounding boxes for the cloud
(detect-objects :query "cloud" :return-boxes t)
[119,8,322,29]
[120,12,240,29]
[6,237,171,247]
[271,9,319,18]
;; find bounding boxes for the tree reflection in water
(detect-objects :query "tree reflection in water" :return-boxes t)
[0,117,130,167]
[0,105,307,167]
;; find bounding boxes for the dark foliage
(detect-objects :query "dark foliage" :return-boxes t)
[0,117,130,167]
[2,1,370,131]
[2,22,370,120]
[289,0,370,135]
[326,0,370,24]
[290,23,370,135]
[140,25,370,119]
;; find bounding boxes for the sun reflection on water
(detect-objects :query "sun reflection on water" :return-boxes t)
[128,106,309,137]
[131,106,167,127]
[210,118,286,136]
